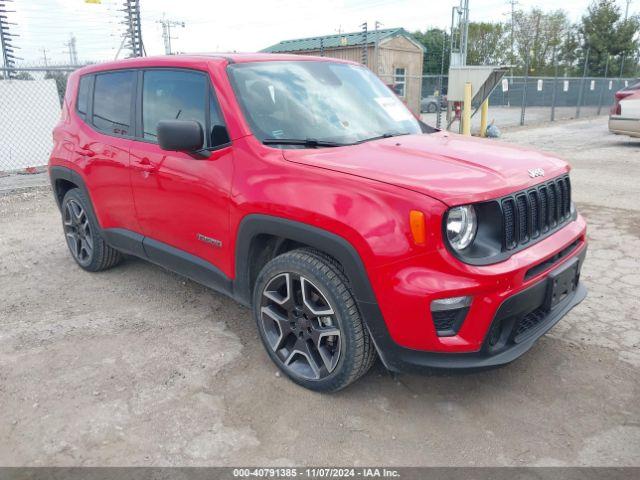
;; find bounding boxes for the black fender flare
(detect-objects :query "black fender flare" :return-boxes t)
[49,166,100,225]
[234,214,377,304]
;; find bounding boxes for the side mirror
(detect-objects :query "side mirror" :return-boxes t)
[157,120,204,152]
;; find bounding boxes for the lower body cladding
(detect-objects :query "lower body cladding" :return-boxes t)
[360,239,588,373]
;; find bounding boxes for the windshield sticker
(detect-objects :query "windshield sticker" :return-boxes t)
[272,129,284,138]
[374,97,413,122]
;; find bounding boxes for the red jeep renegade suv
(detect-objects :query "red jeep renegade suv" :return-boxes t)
[49,54,587,391]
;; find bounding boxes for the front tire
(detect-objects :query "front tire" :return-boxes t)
[61,188,122,272]
[253,249,376,392]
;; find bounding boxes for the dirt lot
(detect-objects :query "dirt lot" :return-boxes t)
[1,116,639,467]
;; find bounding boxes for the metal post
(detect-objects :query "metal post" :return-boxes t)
[550,48,559,121]
[480,99,489,137]
[576,47,590,119]
[597,55,610,116]
[319,37,324,57]
[436,29,447,129]
[521,53,530,126]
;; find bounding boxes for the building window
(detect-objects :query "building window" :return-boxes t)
[394,67,406,98]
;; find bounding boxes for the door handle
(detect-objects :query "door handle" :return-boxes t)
[134,156,156,172]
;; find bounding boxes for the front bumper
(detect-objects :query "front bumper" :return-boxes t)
[361,245,587,373]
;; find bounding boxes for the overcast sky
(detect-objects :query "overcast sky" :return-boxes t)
[8,0,639,65]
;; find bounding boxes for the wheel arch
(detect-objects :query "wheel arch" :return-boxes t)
[49,166,102,229]
[234,214,378,308]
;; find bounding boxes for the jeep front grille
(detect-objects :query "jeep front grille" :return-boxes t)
[501,175,572,250]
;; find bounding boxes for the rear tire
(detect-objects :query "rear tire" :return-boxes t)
[61,188,122,272]
[253,249,376,392]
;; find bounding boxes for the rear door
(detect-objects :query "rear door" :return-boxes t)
[129,68,234,273]
[74,70,140,233]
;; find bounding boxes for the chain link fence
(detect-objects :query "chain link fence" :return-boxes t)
[0,63,638,175]
[417,74,638,132]
[0,65,78,174]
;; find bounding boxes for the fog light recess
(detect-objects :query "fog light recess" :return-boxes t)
[430,296,472,337]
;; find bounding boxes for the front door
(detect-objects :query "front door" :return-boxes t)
[129,68,234,275]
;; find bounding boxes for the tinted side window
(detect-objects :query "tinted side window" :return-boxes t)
[142,70,206,141]
[76,75,91,120]
[92,71,134,136]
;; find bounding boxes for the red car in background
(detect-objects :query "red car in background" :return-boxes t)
[49,54,587,391]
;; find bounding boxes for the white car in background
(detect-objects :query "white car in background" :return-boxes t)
[609,81,640,138]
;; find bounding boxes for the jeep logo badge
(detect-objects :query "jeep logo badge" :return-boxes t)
[528,168,545,178]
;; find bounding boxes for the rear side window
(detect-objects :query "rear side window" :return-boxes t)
[76,75,91,120]
[142,70,207,141]
[92,71,135,136]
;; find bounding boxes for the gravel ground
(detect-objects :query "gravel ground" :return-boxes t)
[0,116,639,467]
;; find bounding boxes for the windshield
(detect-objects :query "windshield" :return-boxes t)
[228,61,422,145]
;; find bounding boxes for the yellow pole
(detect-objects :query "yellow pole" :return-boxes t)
[462,82,472,136]
[480,98,489,137]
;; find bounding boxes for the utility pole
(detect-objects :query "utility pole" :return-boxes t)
[361,22,368,67]
[0,0,19,79]
[507,0,518,71]
[64,34,78,65]
[373,20,381,74]
[157,14,184,55]
[449,0,469,67]
[120,0,144,58]
[619,0,632,77]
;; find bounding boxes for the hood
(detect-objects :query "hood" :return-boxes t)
[282,132,569,205]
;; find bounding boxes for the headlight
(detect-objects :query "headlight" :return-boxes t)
[446,205,477,251]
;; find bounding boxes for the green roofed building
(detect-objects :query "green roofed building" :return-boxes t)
[262,28,425,113]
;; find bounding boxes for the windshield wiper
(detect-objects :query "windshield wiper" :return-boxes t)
[263,138,349,148]
[355,132,412,144]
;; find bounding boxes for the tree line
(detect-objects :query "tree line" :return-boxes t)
[414,0,640,77]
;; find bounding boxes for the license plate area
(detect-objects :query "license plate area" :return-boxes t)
[545,256,580,310]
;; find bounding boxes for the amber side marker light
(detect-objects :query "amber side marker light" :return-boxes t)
[409,210,426,245]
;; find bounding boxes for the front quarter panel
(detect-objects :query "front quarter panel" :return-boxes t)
[229,135,447,275]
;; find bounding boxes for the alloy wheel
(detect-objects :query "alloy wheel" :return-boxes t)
[63,199,93,265]
[260,272,342,380]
